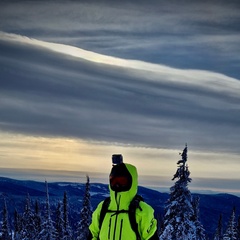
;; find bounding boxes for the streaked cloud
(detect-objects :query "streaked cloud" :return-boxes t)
[1,1,239,77]
[1,32,239,155]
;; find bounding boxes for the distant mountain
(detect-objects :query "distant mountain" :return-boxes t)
[0,177,239,239]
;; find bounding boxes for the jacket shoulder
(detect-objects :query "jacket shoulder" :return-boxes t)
[139,201,154,211]
[136,201,155,219]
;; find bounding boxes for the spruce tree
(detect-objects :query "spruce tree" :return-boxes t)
[55,202,64,240]
[223,207,238,240]
[160,145,196,240]
[38,180,56,240]
[34,200,42,239]
[1,198,11,240]
[13,209,22,240]
[214,214,223,240]
[76,175,92,240]
[19,193,37,239]
[192,196,206,240]
[62,191,72,240]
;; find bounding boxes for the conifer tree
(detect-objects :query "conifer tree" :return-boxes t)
[160,145,196,240]
[34,200,42,238]
[13,208,22,240]
[19,193,37,239]
[1,198,11,240]
[76,175,92,240]
[223,207,238,240]
[214,214,223,240]
[192,196,206,240]
[62,191,72,240]
[38,180,56,240]
[55,202,64,240]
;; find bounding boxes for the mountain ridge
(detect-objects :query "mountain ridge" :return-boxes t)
[0,176,239,238]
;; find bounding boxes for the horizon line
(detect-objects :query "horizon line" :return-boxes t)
[0,167,240,197]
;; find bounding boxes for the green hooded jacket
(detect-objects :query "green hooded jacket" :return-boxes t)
[89,163,157,240]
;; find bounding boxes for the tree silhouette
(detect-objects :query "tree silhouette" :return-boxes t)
[1,198,11,240]
[192,196,206,240]
[34,200,42,239]
[19,193,37,240]
[214,214,223,240]
[62,191,72,240]
[38,181,56,240]
[76,175,92,240]
[160,145,199,240]
[55,202,64,240]
[223,207,238,240]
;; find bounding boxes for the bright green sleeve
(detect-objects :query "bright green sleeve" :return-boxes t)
[137,201,158,240]
[89,201,104,240]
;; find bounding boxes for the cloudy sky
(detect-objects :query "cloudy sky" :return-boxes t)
[0,0,240,195]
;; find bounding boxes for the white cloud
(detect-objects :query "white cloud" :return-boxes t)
[1,31,239,94]
[0,32,240,155]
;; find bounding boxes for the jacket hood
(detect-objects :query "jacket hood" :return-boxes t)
[109,163,138,209]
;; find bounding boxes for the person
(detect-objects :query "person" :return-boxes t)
[88,154,158,240]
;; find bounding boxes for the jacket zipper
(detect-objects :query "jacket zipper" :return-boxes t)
[108,218,112,240]
[119,219,123,240]
[113,193,121,240]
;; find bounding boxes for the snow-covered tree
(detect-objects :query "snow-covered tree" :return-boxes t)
[34,200,42,238]
[1,198,11,240]
[38,181,56,240]
[214,214,223,240]
[19,193,37,239]
[62,191,72,240]
[76,175,92,240]
[159,224,174,239]
[13,209,22,240]
[160,145,196,240]
[223,207,238,240]
[192,196,206,240]
[55,202,64,240]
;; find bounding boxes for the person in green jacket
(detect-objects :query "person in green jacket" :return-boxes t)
[88,154,158,240]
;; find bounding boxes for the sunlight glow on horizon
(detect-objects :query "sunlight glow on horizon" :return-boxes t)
[1,131,240,180]
[1,131,240,196]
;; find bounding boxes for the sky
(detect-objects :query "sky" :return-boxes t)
[0,0,240,196]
